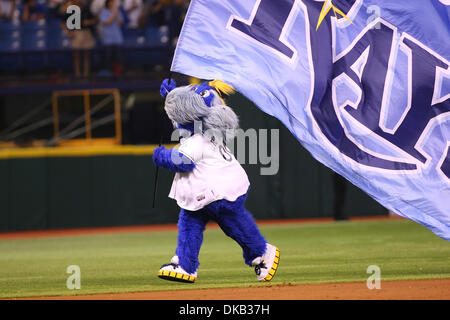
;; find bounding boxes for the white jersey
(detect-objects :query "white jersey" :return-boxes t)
[168,133,250,211]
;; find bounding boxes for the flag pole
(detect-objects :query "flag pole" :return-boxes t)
[152,73,173,208]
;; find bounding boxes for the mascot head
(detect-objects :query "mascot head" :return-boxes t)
[163,79,239,143]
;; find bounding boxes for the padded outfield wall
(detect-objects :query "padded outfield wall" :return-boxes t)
[0,93,387,232]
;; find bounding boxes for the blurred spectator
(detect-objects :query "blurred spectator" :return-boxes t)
[22,0,45,21]
[0,0,16,21]
[140,0,169,28]
[0,0,190,76]
[123,0,142,29]
[62,0,97,77]
[90,0,120,16]
[90,0,105,16]
[167,0,188,45]
[47,0,65,19]
[99,0,123,45]
[99,0,123,75]
[138,0,188,44]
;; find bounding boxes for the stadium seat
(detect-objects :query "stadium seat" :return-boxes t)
[145,25,170,46]
[120,28,146,68]
[0,21,22,71]
[0,20,173,73]
[0,20,21,33]
[42,20,72,72]
[0,21,21,52]
[122,28,147,48]
[120,25,170,69]
[46,20,71,50]
[21,20,47,51]
[21,22,47,71]
[0,37,21,53]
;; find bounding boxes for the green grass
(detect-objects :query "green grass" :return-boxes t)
[0,219,449,298]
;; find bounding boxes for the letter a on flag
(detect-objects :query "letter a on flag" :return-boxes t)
[171,0,450,240]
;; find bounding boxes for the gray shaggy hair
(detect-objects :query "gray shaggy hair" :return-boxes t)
[164,85,239,142]
[203,104,239,141]
[164,86,210,125]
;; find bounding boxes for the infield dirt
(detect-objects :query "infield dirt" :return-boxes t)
[18,279,450,300]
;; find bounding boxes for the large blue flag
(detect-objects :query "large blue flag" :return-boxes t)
[171,0,450,240]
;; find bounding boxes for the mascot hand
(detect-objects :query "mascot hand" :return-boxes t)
[153,146,166,166]
[153,146,196,172]
[160,78,177,98]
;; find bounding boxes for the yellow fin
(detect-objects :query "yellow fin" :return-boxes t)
[189,77,201,85]
[208,80,235,97]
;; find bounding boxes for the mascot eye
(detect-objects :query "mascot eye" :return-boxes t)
[200,90,211,98]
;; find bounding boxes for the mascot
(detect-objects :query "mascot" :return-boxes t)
[153,78,280,283]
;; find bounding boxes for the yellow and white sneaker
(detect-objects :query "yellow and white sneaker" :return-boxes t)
[251,243,280,282]
[157,256,197,283]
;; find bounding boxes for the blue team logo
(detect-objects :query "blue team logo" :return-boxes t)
[228,0,450,181]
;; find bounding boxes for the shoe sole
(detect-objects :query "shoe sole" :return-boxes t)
[261,247,280,282]
[158,270,196,283]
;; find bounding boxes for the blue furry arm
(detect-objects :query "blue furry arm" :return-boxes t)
[153,146,196,172]
[160,78,177,98]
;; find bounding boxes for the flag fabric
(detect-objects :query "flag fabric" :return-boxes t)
[171,0,450,240]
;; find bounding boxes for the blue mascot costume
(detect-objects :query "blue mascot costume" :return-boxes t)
[153,78,280,283]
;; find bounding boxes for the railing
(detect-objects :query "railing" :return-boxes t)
[51,88,122,146]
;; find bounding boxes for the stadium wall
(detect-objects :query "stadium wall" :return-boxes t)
[0,93,387,232]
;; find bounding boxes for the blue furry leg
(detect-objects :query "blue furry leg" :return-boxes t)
[175,208,208,274]
[205,193,267,266]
